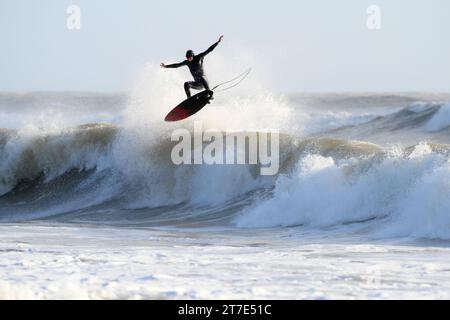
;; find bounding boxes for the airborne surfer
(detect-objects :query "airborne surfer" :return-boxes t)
[161,35,224,99]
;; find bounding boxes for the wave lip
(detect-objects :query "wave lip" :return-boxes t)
[426,103,450,132]
[0,123,117,197]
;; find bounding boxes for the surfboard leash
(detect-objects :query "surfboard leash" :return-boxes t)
[212,68,252,93]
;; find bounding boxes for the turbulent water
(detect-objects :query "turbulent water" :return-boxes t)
[1,66,450,299]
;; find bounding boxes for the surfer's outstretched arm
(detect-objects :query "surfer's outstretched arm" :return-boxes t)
[197,35,224,58]
[161,61,186,68]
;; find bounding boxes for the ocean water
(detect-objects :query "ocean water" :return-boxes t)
[1,65,450,299]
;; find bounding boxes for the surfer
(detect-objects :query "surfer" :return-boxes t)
[161,35,224,98]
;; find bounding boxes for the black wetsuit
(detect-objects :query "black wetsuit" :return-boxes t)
[165,41,219,98]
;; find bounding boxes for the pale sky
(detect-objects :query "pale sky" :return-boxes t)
[1,0,449,92]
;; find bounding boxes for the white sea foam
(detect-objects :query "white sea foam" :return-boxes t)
[2,224,450,299]
[235,143,450,240]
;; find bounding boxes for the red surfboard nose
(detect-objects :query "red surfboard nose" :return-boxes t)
[164,90,214,122]
[165,108,191,122]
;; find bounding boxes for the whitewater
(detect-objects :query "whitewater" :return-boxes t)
[1,64,450,299]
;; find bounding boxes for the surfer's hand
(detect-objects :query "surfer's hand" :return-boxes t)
[160,63,166,68]
[218,35,224,43]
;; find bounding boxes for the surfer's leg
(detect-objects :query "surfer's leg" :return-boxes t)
[184,82,193,98]
[200,76,213,102]
[185,81,204,98]
[200,77,210,91]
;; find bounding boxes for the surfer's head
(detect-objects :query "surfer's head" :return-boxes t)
[186,50,194,61]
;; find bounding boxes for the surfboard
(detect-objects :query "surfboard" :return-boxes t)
[164,90,214,122]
